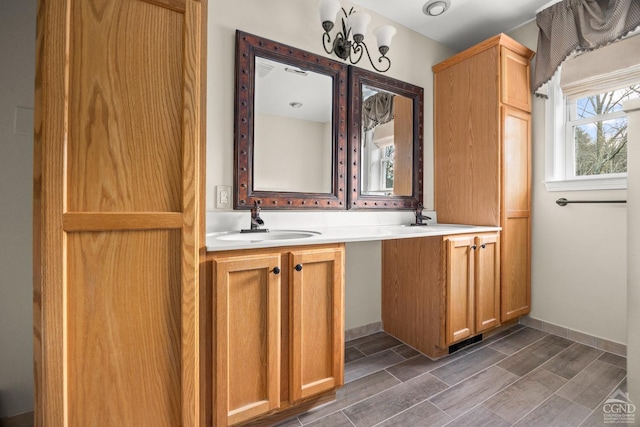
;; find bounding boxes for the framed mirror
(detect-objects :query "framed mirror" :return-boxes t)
[234,31,348,209]
[348,67,424,209]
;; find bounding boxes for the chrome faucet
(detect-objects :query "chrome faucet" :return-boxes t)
[411,204,432,226]
[242,201,268,233]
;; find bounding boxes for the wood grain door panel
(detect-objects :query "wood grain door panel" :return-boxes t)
[501,46,532,112]
[446,236,475,345]
[34,0,205,425]
[215,255,281,426]
[290,247,344,402]
[501,107,531,321]
[67,230,182,426]
[67,0,185,213]
[502,217,531,320]
[474,234,501,333]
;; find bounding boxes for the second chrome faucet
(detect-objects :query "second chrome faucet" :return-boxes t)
[411,204,432,226]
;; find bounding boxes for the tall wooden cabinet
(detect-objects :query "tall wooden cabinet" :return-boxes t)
[34,0,207,425]
[210,244,345,426]
[433,34,534,323]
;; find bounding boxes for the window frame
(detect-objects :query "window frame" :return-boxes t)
[379,145,394,191]
[544,75,629,192]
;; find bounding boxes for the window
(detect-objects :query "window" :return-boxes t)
[568,86,638,175]
[545,77,639,191]
[544,34,640,191]
[380,145,394,191]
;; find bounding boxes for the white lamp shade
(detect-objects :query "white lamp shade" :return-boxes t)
[374,25,396,49]
[348,11,371,37]
[318,0,341,24]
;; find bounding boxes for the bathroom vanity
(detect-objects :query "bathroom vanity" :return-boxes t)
[205,223,500,425]
[208,242,344,426]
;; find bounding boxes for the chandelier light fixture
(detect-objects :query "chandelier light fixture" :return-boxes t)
[318,0,396,73]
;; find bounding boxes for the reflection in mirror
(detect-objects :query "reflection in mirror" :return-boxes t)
[360,85,413,196]
[234,31,348,209]
[348,67,424,209]
[254,57,332,193]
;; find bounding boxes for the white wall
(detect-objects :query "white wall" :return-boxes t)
[254,113,331,193]
[207,0,456,332]
[0,0,36,418]
[508,22,628,344]
[207,0,456,211]
[623,99,640,417]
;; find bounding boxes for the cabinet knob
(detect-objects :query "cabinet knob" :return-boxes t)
[294,264,303,272]
[480,243,486,249]
[471,244,477,250]
[272,267,281,275]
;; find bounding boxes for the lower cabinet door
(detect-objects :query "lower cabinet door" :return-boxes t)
[214,254,282,426]
[474,234,501,333]
[289,247,345,402]
[445,236,475,345]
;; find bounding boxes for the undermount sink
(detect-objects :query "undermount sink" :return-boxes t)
[212,230,321,241]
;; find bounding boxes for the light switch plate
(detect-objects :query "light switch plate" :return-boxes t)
[216,185,232,209]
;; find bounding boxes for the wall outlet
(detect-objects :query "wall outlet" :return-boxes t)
[216,185,232,209]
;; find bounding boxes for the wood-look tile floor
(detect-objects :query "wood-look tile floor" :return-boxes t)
[277,325,627,427]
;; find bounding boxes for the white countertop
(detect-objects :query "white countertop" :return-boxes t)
[206,223,501,251]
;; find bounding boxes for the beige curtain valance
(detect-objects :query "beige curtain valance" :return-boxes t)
[533,0,640,94]
[561,33,640,99]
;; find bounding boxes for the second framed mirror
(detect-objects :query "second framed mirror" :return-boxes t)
[348,67,424,209]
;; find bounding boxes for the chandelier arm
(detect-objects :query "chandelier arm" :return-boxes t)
[349,42,365,66]
[322,31,334,55]
[355,41,391,73]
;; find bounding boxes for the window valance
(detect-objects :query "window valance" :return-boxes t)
[362,92,394,132]
[560,33,640,99]
[533,0,640,94]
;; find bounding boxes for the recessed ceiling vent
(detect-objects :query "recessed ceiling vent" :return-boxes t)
[423,0,451,17]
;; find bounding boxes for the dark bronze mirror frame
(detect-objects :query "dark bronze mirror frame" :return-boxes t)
[347,67,424,209]
[234,30,348,209]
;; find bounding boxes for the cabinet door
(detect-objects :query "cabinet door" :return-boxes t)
[475,234,501,333]
[34,0,206,425]
[501,107,532,321]
[445,236,475,345]
[290,247,345,402]
[215,254,282,426]
[501,46,532,112]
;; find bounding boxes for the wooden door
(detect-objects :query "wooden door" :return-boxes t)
[501,107,532,321]
[474,234,501,333]
[214,254,282,426]
[445,236,475,345]
[501,46,532,112]
[290,246,345,402]
[33,0,206,425]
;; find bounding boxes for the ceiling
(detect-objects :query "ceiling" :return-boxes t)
[349,0,558,52]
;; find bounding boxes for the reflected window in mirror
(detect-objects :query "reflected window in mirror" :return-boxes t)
[360,85,413,197]
[234,31,348,209]
[348,67,423,209]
